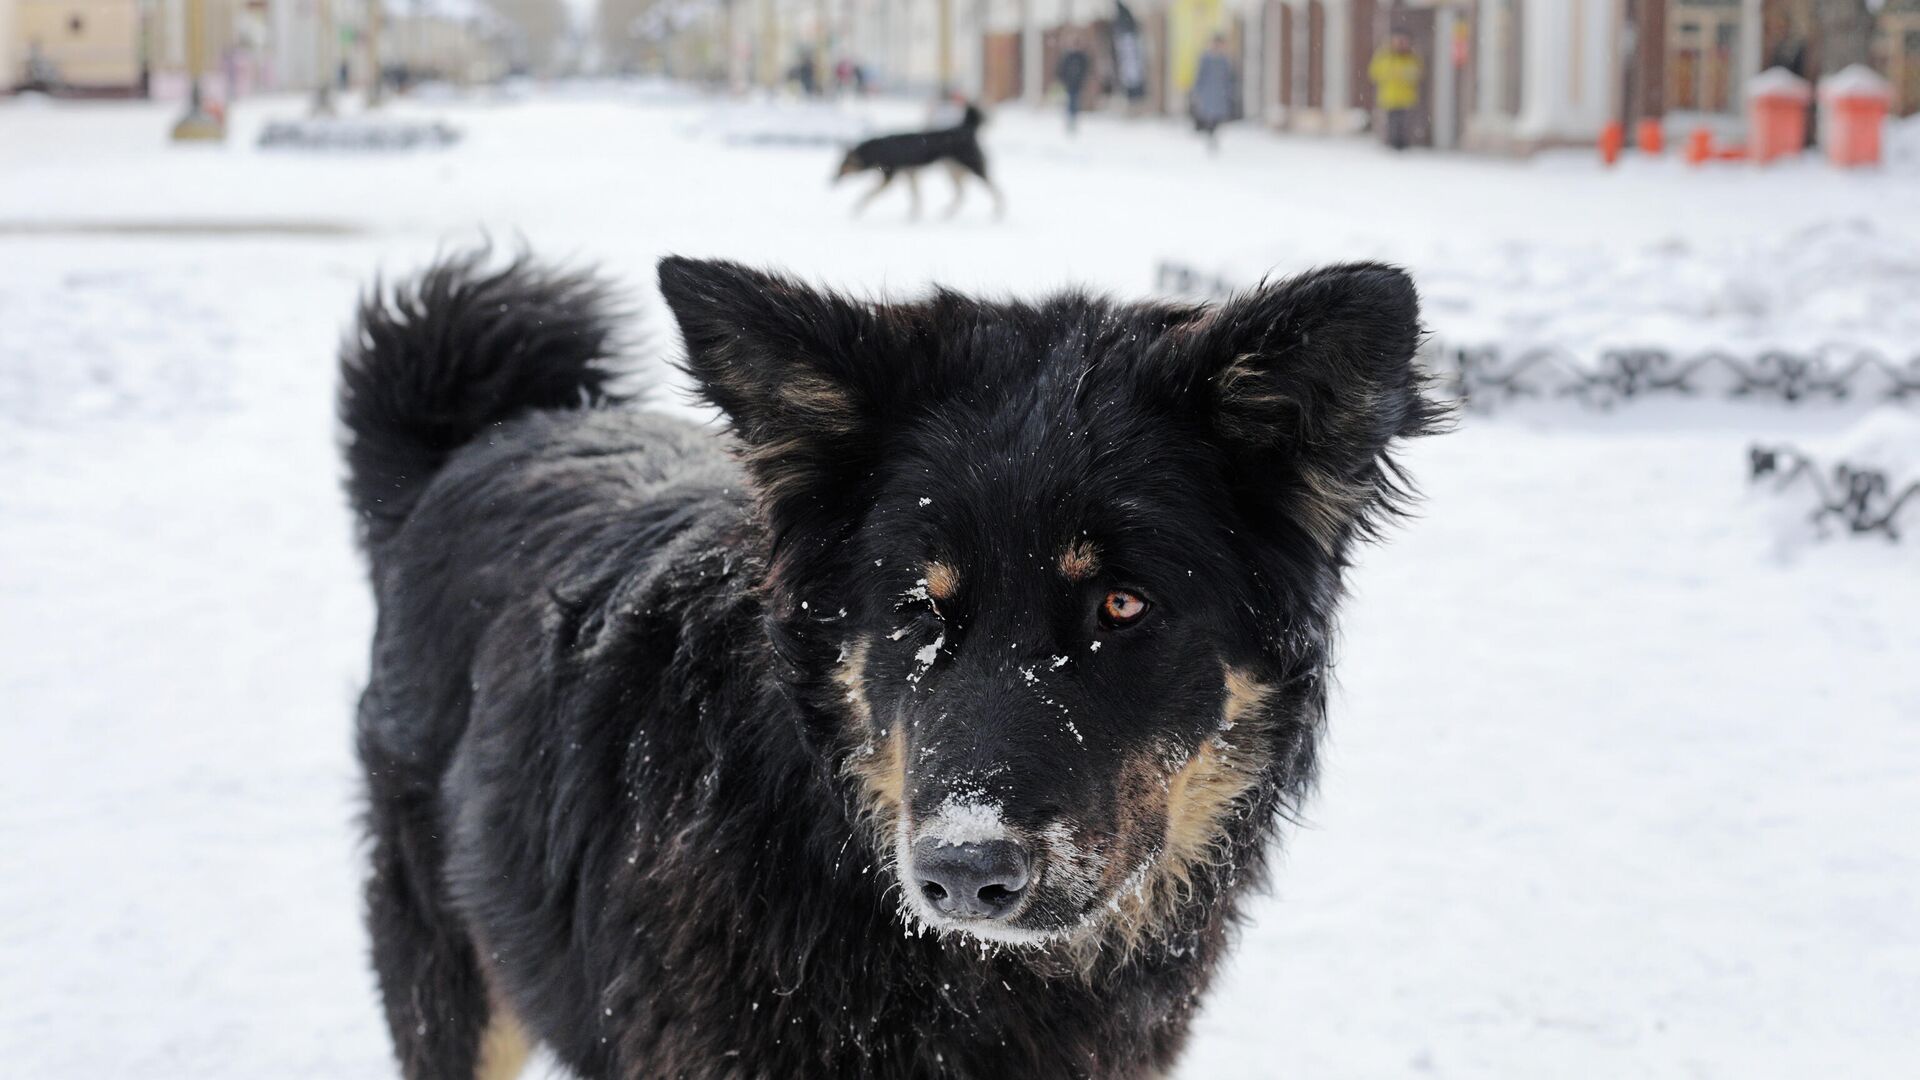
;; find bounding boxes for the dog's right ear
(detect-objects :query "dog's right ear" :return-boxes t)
[658,256,904,512]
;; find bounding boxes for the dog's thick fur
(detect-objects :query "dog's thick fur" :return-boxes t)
[834,104,1003,219]
[340,251,1444,1079]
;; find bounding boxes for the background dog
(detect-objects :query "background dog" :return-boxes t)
[339,252,1442,1078]
[833,103,1004,219]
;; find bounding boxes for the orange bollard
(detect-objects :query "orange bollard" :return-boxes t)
[1747,68,1811,164]
[1599,121,1624,166]
[1685,127,1713,165]
[1636,118,1665,155]
[1820,65,1893,168]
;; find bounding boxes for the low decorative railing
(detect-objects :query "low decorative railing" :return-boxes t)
[1748,445,1919,542]
[257,119,462,152]
[1437,344,1920,410]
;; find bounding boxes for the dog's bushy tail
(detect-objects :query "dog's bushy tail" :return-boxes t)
[960,103,985,129]
[338,251,628,546]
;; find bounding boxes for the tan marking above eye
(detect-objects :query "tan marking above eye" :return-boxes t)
[1059,539,1101,581]
[924,562,959,603]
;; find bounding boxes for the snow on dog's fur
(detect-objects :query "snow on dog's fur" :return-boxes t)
[339,250,1445,1079]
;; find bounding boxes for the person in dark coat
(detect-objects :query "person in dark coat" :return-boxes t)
[1190,34,1234,153]
[793,48,818,97]
[1058,38,1092,134]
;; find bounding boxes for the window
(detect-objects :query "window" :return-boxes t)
[1668,1,1741,114]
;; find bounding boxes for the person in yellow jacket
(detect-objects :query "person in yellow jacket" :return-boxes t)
[1369,33,1423,150]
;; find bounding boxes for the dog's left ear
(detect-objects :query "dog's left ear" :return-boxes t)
[659,256,906,511]
[1174,262,1447,545]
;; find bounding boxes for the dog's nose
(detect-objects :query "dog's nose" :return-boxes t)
[911,837,1031,920]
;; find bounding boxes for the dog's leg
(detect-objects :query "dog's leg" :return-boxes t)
[944,162,967,218]
[905,169,922,221]
[983,179,1006,220]
[853,173,894,217]
[961,156,1006,221]
[365,767,493,1080]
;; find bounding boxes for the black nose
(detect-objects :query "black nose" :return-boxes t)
[911,838,1032,920]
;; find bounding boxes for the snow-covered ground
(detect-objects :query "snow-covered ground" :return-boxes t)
[2,88,1916,1078]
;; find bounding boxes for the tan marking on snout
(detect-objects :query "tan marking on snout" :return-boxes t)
[1221,666,1272,729]
[833,638,874,726]
[847,723,906,837]
[837,639,906,835]
[924,561,959,603]
[1058,539,1101,581]
[1164,667,1274,871]
[1104,665,1275,952]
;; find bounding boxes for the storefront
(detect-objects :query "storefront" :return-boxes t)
[10,0,142,93]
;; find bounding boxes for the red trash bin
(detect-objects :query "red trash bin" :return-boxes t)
[1820,64,1894,168]
[1746,67,1810,164]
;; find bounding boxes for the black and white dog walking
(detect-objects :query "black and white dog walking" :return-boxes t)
[833,103,1004,220]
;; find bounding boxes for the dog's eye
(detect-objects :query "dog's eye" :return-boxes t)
[1097,590,1150,630]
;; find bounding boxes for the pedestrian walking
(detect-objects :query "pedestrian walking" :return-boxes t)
[1369,33,1424,151]
[1058,38,1092,135]
[1190,34,1234,153]
[793,48,818,97]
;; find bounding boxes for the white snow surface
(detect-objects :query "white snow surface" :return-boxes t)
[1891,112,1920,170]
[1809,406,1920,476]
[1819,63,1895,99]
[1195,215,1920,361]
[2,89,1918,1078]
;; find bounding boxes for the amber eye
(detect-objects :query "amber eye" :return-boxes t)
[1098,589,1151,629]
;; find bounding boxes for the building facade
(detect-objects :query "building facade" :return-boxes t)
[5,0,144,93]
[3,0,507,96]
[719,0,1920,153]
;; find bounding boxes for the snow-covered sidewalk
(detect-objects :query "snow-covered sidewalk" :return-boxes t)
[2,88,1916,1078]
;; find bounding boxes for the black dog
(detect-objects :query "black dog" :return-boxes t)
[339,252,1444,1079]
[834,103,1003,219]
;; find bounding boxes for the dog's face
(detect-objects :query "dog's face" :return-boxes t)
[660,259,1441,949]
[833,148,866,181]
[835,417,1283,948]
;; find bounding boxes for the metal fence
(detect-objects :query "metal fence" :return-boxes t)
[1749,445,1919,542]
[1439,345,1920,410]
[257,119,462,152]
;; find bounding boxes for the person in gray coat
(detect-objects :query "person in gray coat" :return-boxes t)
[1190,34,1235,153]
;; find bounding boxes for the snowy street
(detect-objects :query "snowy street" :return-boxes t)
[2,88,1917,1078]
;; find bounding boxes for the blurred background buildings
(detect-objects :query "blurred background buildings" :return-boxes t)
[1,0,1916,151]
